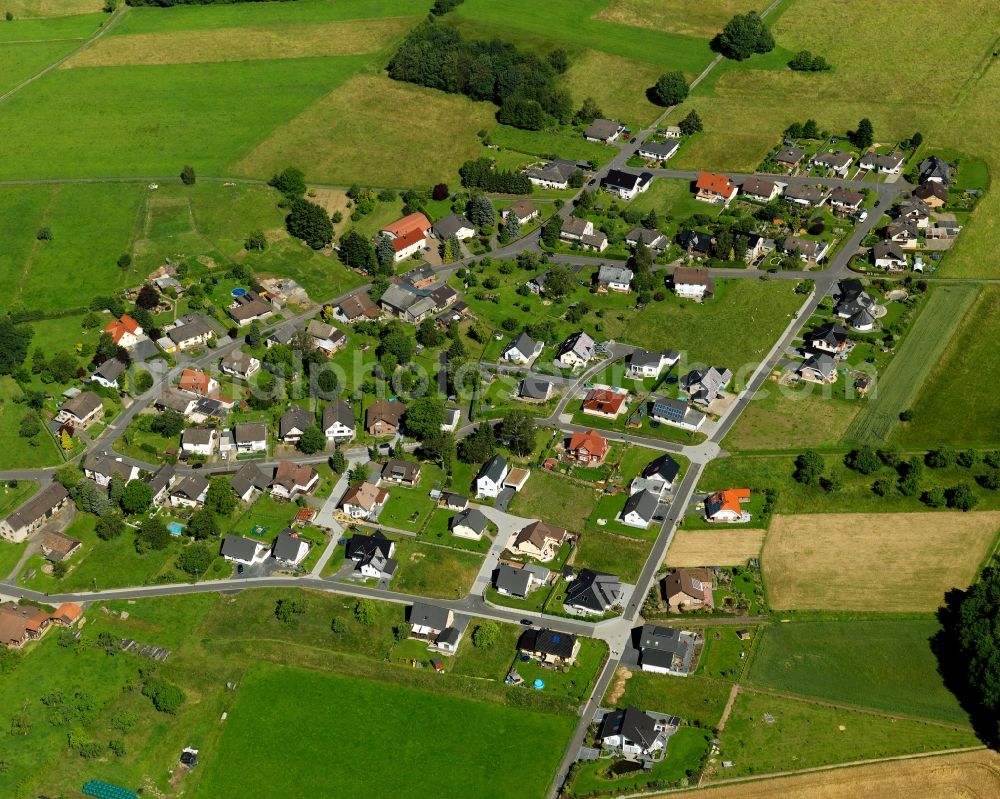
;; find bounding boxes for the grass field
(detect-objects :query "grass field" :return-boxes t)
[563,50,663,127]
[0,11,103,40]
[717,691,978,779]
[596,0,759,39]
[392,539,483,599]
[747,621,970,725]
[665,529,766,567]
[3,0,101,16]
[843,285,979,445]
[0,377,62,468]
[0,40,84,95]
[573,529,652,583]
[606,667,732,727]
[690,750,1000,798]
[762,512,1000,611]
[510,470,597,532]
[896,287,1000,448]
[198,663,575,799]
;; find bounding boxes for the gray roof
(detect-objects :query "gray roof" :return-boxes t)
[437,627,461,646]
[638,625,694,672]
[565,569,621,613]
[527,159,579,185]
[637,140,678,159]
[3,482,68,532]
[597,264,634,286]
[147,464,175,496]
[812,150,853,169]
[518,627,576,659]
[94,358,126,382]
[268,323,298,346]
[172,473,209,500]
[505,331,539,359]
[873,241,907,262]
[809,322,849,346]
[625,227,666,248]
[681,367,732,401]
[60,391,103,420]
[519,377,553,400]
[181,428,213,446]
[221,350,257,374]
[919,156,952,183]
[584,118,621,140]
[346,531,393,561]
[156,390,193,414]
[451,507,489,535]
[230,462,269,497]
[784,184,826,204]
[234,422,267,444]
[477,454,507,484]
[775,145,805,164]
[784,236,826,258]
[642,454,680,484]
[272,530,306,562]
[382,458,420,483]
[432,214,474,240]
[83,451,135,482]
[742,176,778,197]
[600,707,660,750]
[221,535,259,561]
[557,331,595,362]
[623,489,659,523]
[279,406,314,438]
[829,187,864,206]
[802,353,837,375]
[630,349,663,369]
[495,563,533,596]
[168,318,212,344]
[323,399,354,430]
[408,602,451,630]
[602,169,652,193]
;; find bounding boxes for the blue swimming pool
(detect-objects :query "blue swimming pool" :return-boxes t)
[167,522,184,536]
[231,287,246,297]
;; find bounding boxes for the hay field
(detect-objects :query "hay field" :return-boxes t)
[763,512,1000,611]
[596,0,759,39]
[233,74,497,187]
[665,529,766,567]
[668,749,1000,799]
[65,17,416,68]
[2,0,101,18]
[563,50,662,127]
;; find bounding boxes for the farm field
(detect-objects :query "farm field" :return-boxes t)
[762,512,1000,611]
[0,11,104,39]
[0,41,84,95]
[895,287,1000,448]
[563,50,663,127]
[717,691,978,779]
[664,529,766,567]
[197,663,575,799]
[595,0,759,39]
[687,749,1000,798]
[843,285,979,445]
[747,621,971,725]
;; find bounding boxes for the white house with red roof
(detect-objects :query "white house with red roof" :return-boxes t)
[104,315,144,349]
[380,212,431,263]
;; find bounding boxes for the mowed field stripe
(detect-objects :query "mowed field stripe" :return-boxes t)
[61,16,419,68]
[842,284,979,444]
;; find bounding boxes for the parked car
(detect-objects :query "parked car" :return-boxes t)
[856,210,869,222]
[520,619,533,626]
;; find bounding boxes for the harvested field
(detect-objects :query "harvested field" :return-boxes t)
[667,749,999,799]
[64,17,416,68]
[2,0,101,18]
[308,189,352,221]
[233,74,496,187]
[596,0,759,40]
[665,529,766,567]
[763,512,1000,611]
[563,50,662,127]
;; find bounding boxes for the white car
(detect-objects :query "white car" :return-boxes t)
[856,210,869,222]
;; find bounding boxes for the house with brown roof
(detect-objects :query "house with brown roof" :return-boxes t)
[560,217,608,252]
[234,423,267,454]
[227,291,274,327]
[913,182,947,209]
[694,172,737,204]
[566,429,609,465]
[220,350,260,380]
[582,388,628,420]
[774,146,805,171]
[178,368,219,398]
[0,483,70,544]
[663,568,715,610]
[366,399,404,437]
[270,461,319,500]
[381,458,421,488]
[502,200,539,226]
[341,482,389,520]
[512,521,567,562]
[671,266,714,300]
[0,603,52,648]
[829,187,864,215]
[334,292,381,324]
[810,150,854,176]
[584,118,624,143]
[742,176,782,202]
[55,391,104,429]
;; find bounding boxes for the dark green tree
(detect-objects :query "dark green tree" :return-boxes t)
[651,71,689,106]
[180,165,196,185]
[500,410,535,456]
[286,199,334,249]
[121,480,153,515]
[714,12,775,60]
[298,425,326,455]
[0,319,32,375]
[844,446,881,475]
[205,478,238,516]
[792,450,824,485]
[852,118,875,149]
[678,109,703,136]
[405,396,445,441]
[338,230,377,273]
[268,166,306,199]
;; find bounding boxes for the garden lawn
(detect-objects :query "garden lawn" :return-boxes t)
[512,638,607,702]
[607,667,732,728]
[420,508,492,553]
[0,378,62,468]
[197,663,575,799]
[225,494,300,539]
[451,619,523,680]
[718,691,978,779]
[392,539,483,599]
[573,529,652,583]
[509,470,597,532]
[747,621,971,725]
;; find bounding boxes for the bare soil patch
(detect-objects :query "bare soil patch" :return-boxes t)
[665,529,766,567]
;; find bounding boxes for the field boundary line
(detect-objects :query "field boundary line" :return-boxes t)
[0,5,128,106]
[737,685,976,732]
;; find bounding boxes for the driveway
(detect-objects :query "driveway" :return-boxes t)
[495,486,516,512]
[469,503,535,596]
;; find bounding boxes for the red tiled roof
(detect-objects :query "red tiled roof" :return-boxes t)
[178,368,213,396]
[104,314,141,344]
[695,171,736,197]
[568,429,608,457]
[389,227,426,253]
[707,488,750,515]
[382,212,431,239]
[583,389,627,415]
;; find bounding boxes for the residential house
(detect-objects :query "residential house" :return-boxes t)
[621,489,659,529]
[596,264,634,293]
[741,176,782,202]
[927,220,962,240]
[270,460,319,500]
[365,399,404,437]
[638,625,697,676]
[662,125,681,138]
[341,482,389,520]
[40,531,82,563]
[554,331,596,369]
[305,320,347,356]
[347,530,395,564]
[518,628,580,666]
[625,227,668,252]
[704,488,751,523]
[560,217,608,252]
[230,462,269,503]
[913,182,947,209]
[807,322,849,354]
[773,145,805,171]
[811,150,853,176]
[501,331,543,365]
[663,569,714,610]
[91,358,127,390]
[828,187,864,215]
[170,474,210,509]
[583,118,624,143]
[526,159,580,190]
[918,156,953,185]
[440,407,460,433]
[495,563,548,598]
[83,451,140,487]
[147,464,176,507]
[178,368,219,398]
[799,352,838,383]
[220,535,268,566]
[896,197,931,228]
[677,229,714,257]
[104,314,144,349]
[381,458,421,487]
[886,220,920,249]
[860,150,904,174]
[0,603,53,648]
[873,241,908,270]
[835,279,878,331]
[220,350,260,380]
[380,212,431,263]
[162,317,213,352]
[671,266,714,300]
[266,323,298,349]
[0,483,70,543]
[602,169,652,201]
[378,282,445,324]
[408,602,454,639]
[649,397,706,431]
[518,377,554,403]
[637,140,678,162]
[784,184,826,207]
[694,171,738,204]
[744,232,772,263]
[599,708,671,759]
[227,291,273,327]
[476,454,509,499]
[566,429,609,465]
[512,520,567,562]
[628,349,676,379]
[680,366,732,406]
[502,200,539,226]
[565,569,622,615]
[432,214,475,241]
[529,263,583,295]
[333,292,381,324]
[56,391,104,429]
[271,529,310,567]
[355,546,398,582]
[440,492,468,511]
[404,263,438,289]
[233,423,267,454]
[279,406,315,443]
[582,388,628,419]
[630,454,681,497]
[323,399,356,442]
[450,507,490,540]
[783,235,829,263]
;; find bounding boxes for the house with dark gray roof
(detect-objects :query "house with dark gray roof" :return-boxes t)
[431,214,475,241]
[279,406,315,443]
[0,483,70,543]
[774,145,805,170]
[91,358,127,389]
[919,156,953,185]
[220,534,268,566]
[583,118,624,143]
[807,322,849,354]
[322,399,355,442]
[450,507,490,540]
[495,563,548,598]
[596,264,634,293]
[555,331,596,369]
[799,352,838,383]
[630,454,680,497]
[599,707,671,759]
[637,139,678,162]
[147,464,176,506]
[234,422,267,454]
[810,150,854,175]
[230,462,269,502]
[628,349,675,379]
[518,376,554,402]
[638,625,697,676]
[381,458,421,487]
[649,396,705,431]
[564,569,622,615]
[271,529,309,567]
[476,454,509,499]
[625,227,668,252]
[784,184,827,207]
[502,331,542,365]
[873,241,908,271]
[84,451,140,487]
[346,530,395,563]
[621,490,660,529]
[680,367,732,406]
[170,474,210,508]
[518,627,579,665]
[408,602,453,637]
[601,169,652,201]
[526,159,580,189]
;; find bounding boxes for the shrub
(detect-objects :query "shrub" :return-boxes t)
[142,678,185,714]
